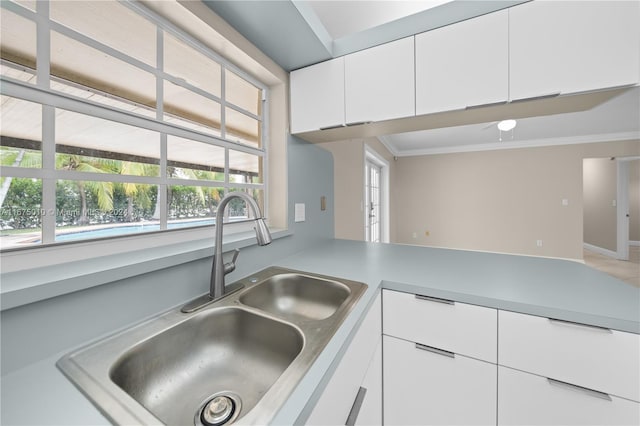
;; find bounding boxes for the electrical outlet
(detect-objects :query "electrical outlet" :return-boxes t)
[412,232,417,239]
[536,240,543,247]
[562,199,569,206]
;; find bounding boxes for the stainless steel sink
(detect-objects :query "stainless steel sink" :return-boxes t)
[110,308,303,425]
[57,266,367,425]
[239,273,351,320]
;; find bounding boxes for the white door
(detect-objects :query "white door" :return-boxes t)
[365,159,381,243]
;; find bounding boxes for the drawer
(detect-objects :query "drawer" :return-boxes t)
[498,366,640,426]
[383,289,497,362]
[384,335,497,426]
[499,310,640,402]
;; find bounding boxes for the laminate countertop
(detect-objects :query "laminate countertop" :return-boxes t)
[2,239,638,425]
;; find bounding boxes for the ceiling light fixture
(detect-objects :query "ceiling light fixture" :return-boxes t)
[497,119,517,131]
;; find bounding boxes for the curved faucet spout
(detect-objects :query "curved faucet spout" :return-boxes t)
[211,192,271,299]
[181,192,272,313]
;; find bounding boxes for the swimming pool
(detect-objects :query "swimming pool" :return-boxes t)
[54,218,216,242]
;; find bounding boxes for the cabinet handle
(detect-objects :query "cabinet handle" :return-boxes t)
[345,386,367,426]
[345,121,372,127]
[415,343,455,358]
[415,294,455,305]
[548,318,612,333]
[465,100,508,110]
[510,92,561,103]
[547,378,612,401]
[319,124,345,131]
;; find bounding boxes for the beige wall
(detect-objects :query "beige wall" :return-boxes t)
[393,140,640,260]
[583,158,618,252]
[630,160,640,242]
[321,138,396,242]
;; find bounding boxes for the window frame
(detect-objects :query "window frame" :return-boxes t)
[0,0,271,252]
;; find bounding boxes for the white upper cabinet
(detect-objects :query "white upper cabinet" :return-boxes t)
[415,10,509,115]
[290,57,345,133]
[509,1,640,101]
[345,37,415,124]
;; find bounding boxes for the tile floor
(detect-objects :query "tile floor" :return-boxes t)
[583,245,640,287]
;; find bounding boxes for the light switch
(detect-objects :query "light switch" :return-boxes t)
[562,199,569,206]
[294,203,306,222]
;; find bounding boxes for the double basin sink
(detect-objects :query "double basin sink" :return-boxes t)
[57,266,367,425]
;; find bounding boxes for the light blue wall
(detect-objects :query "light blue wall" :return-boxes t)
[0,136,334,375]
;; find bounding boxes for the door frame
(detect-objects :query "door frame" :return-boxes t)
[616,156,639,260]
[364,144,390,243]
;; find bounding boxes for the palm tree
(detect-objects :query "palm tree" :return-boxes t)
[0,147,41,208]
[56,154,116,225]
[194,170,224,216]
[120,162,158,222]
[163,166,208,220]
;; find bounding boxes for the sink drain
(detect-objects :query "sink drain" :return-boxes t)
[195,392,242,426]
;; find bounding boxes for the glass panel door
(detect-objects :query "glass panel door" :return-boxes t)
[365,159,381,242]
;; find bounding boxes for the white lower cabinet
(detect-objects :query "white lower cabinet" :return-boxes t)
[306,292,381,425]
[384,335,497,425]
[382,289,498,425]
[355,340,382,426]
[498,310,640,402]
[498,366,640,426]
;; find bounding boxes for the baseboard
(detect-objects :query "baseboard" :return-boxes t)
[630,240,640,247]
[583,243,618,258]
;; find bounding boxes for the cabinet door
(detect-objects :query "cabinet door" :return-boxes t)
[305,292,381,426]
[384,335,497,426]
[345,37,415,124]
[509,1,640,101]
[354,340,382,426]
[290,57,345,133]
[415,9,508,115]
[498,366,640,426]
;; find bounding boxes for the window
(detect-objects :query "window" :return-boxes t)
[0,0,268,250]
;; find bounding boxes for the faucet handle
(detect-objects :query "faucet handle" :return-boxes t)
[223,249,240,274]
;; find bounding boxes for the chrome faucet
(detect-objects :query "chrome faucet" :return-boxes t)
[182,191,272,313]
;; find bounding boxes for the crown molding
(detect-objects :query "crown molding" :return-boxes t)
[390,132,640,157]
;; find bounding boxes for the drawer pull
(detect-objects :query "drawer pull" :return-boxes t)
[345,121,372,127]
[510,91,561,103]
[548,318,612,333]
[319,124,346,130]
[415,343,455,358]
[345,386,367,426]
[547,378,612,401]
[415,294,455,305]
[465,100,508,110]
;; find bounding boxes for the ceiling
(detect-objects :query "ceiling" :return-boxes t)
[202,0,524,71]
[381,87,640,156]
[202,0,639,156]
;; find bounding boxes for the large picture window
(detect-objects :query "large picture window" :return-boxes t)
[0,0,268,250]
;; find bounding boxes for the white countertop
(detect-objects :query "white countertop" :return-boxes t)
[2,239,638,425]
